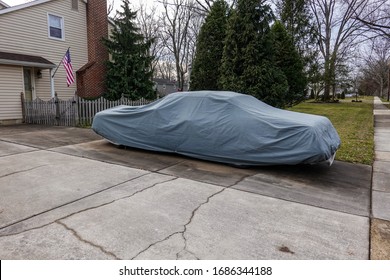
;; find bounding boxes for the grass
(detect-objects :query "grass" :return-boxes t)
[289,97,374,165]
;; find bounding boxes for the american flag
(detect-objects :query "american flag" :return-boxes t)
[62,49,75,87]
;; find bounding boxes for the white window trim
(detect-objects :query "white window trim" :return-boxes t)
[47,13,65,41]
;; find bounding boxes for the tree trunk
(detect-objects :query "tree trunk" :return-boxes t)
[323,60,331,101]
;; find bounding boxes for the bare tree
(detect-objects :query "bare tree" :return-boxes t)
[360,38,390,98]
[160,0,201,89]
[309,0,385,101]
[107,0,115,16]
[136,3,164,76]
[155,54,176,80]
[194,0,214,12]
[187,10,204,66]
[194,0,237,15]
[353,0,390,38]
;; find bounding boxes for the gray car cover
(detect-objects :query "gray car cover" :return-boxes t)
[92,91,341,166]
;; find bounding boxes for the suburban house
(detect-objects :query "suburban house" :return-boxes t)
[0,0,109,124]
[153,78,188,98]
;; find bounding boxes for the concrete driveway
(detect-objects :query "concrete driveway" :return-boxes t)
[0,124,372,259]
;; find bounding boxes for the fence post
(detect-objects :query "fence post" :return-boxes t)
[20,92,26,123]
[73,94,79,126]
[55,92,60,126]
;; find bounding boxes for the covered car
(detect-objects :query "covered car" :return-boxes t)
[92,91,341,166]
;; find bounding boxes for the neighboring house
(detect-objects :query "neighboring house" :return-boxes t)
[0,0,109,124]
[153,78,188,97]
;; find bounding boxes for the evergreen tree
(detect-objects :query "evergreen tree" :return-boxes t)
[276,0,316,55]
[220,0,288,108]
[190,0,229,91]
[271,21,307,106]
[104,0,154,100]
[276,0,318,91]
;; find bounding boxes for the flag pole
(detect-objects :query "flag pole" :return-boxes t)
[52,47,70,78]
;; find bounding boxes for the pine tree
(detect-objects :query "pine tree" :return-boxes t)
[276,0,316,57]
[104,0,154,100]
[276,0,319,91]
[220,0,288,108]
[190,0,229,91]
[271,21,307,106]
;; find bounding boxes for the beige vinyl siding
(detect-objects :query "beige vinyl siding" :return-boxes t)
[0,65,23,121]
[0,0,88,100]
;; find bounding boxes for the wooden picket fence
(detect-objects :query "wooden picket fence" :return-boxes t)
[22,94,78,126]
[76,95,153,126]
[22,93,155,127]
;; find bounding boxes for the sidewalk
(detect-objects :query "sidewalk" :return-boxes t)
[371,97,390,259]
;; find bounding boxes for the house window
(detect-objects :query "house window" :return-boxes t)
[48,14,64,40]
[71,0,78,11]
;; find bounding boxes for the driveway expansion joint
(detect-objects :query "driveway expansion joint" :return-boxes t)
[0,165,47,179]
[0,138,41,151]
[0,175,177,236]
[154,160,188,173]
[0,220,57,238]
[59,176,180,223]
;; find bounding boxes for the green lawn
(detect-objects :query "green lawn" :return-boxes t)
[289,97,374,165]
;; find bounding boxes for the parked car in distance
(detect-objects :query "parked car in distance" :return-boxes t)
[92,91,341,166]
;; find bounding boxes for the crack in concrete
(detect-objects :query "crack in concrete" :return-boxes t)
[176,187,226,260]
[0,176,177,237]
[129,188,227,260]
[130,174,252,260]
[131,231,182,260]
[176,175,250,259]
[0,165,47,179]
[129,188,226,260]
[56,220,121,260]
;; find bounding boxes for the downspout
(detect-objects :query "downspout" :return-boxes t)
[50,68,55,98]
